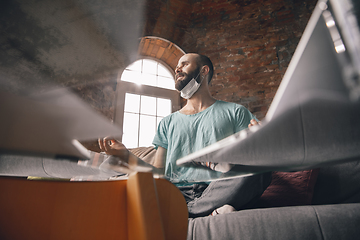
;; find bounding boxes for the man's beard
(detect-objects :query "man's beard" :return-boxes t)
[175,67,201,91]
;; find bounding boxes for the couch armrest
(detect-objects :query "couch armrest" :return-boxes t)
[187,203,360,240]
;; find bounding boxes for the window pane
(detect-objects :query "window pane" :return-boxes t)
[158,76,175,90]
[139,115,156,147]
[124,93,140,113]
[158,64,173,77]
[140,95,157,115]
[122,112,139,148]
[157,98,171,117]
[126,60,142,72]
[121,59,176,90]
[121,69,142,84]
[142,59,157,75]
[141,73,157,87]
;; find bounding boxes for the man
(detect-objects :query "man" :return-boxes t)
[99,53,271,217]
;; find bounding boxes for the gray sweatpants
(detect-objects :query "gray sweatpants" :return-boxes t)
[178,172,272,218]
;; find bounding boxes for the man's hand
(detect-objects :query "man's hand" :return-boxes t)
[98,137,129,162]
[248,119,261,129]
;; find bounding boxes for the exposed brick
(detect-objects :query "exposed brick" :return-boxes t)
[141,0,318,118]
[276,10,292,16]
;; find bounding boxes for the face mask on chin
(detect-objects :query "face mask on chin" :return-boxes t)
[179,68,203,99]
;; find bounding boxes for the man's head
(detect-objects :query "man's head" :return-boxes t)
[196,54,214,82]
[175,53,214,92]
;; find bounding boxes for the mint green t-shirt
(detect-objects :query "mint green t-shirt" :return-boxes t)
[152,100,256,185]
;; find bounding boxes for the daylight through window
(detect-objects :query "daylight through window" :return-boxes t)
[119,59,177,148]
[122,93,171,148]
[121,59,175,90]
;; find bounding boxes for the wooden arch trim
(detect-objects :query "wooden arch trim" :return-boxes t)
[138,36,185,71]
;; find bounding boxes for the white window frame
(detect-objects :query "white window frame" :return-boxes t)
[114,58,180,146]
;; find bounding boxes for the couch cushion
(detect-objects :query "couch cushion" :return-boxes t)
[312,159,360,205]
[254,169,319,208]
[187,203,360,240]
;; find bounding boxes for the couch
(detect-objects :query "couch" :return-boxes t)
[186,159,360,240]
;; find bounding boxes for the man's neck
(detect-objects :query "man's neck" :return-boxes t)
[180,87,216,115]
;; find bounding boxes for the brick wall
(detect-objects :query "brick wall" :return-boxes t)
[144,0,317,119]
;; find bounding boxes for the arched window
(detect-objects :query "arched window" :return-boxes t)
[114,58,180,148]
[121,59,175,90]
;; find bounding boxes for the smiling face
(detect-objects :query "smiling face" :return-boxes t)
[174,54,201,91]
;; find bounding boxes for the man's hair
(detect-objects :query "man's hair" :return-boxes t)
[196,54,214,83]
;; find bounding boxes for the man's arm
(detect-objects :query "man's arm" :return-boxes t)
[98,137,164,175]
[153,146,167,175]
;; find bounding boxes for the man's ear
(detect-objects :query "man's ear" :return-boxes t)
[202,65,210,76]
